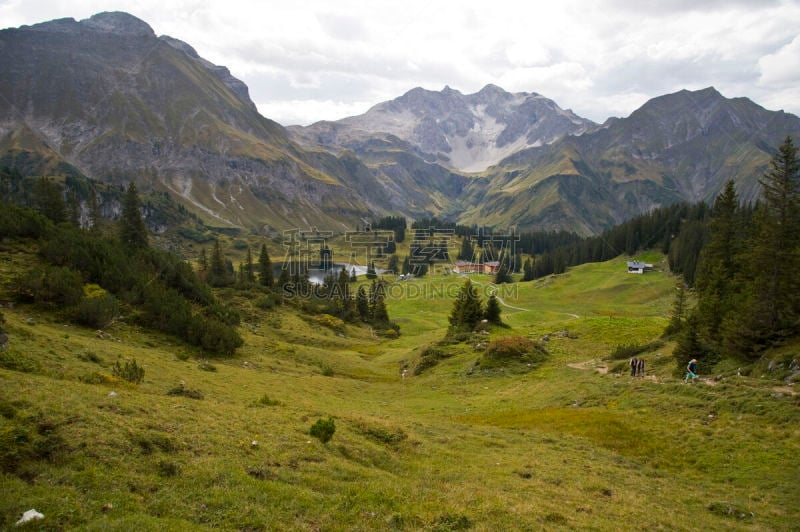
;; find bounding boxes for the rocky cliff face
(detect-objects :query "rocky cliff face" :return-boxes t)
[458,87,800,233]
[290,84,597,172]
[0,12,387,231]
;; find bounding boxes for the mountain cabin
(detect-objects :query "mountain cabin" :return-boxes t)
[627,260,654,274]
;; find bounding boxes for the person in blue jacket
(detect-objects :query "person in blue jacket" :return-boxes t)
[684,358,698,383]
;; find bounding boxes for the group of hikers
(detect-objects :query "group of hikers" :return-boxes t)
[629,356,645,376]
[629,356,699,383]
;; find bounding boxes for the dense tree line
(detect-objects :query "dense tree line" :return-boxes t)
[1,184,243,356]
[672,137,800,364]
[519,202,710,282]
[371,215,407,243]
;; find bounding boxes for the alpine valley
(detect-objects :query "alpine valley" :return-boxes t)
[2,11,800,235]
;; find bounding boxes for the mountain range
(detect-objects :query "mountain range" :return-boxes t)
[2,11,800,236]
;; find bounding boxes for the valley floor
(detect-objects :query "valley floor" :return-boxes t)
[1,253,799,530]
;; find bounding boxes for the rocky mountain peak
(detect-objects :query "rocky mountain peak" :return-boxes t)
[81,11,155,37]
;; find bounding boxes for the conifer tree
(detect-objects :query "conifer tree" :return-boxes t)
[387,254,399,274]
[664,283,689,336]
[336,266,351,301]
[356,286,370,322]
[119,182,148,250]
[522,257,534,282]
[726,136,800,356]
[258,244,273,287]
[88,187,101,231]
[458,237,473,261]
[494,258,513,284]
[485,294,502,324]
[277,265,291,290]
[366,261,377,279]
[449,278,483,329]
[350,267,357,282]
[207,239,232,287]
[244,246,255,284]
[369,280,389,324]
[32,177,66,224]
[198,248,208,272]
[694,180,741,343]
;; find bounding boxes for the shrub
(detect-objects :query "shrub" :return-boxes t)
[112,358,145,384]
[204,303,241,326]
[413,346,453,375]
[75,293,119,329]
[608,340,664,360]
[0,349,41,373]
[480,336,548,370]
[15,265,84,307]
[309,417,336,443]
[255,394,282,407]
[166,383,204,400]
[187,315,243,356]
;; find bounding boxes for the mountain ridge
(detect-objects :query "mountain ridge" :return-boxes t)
[2,12,800,236]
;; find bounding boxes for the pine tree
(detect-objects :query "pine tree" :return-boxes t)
[119,182,148,250]
[245,246,255,284]
[522,257,534,281]
[664,283,689,336]
[356,286,370,322]
[198,247,208,272]
[258,244,273,287]
[32,177,66,224]
[673,313,707,375]
[494,258,513,284]
[457,237,473,261]
[369,280,389,324]
[485,294,502,324]
[449,278,483,329]
[350,267,357,283]
[727,137,800,356]
[88,187,101,231]
[694,180,740,343]
[336,266,351,301]
[277,265,291,290]
[366,261,377,279]
[207,239,232,287]
[387,254,399,274]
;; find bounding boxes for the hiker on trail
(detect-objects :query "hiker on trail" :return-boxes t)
[637,357,645,377]
[685,359,698,383]
[630,357,638,377]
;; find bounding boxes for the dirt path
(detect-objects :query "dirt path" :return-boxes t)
[567,359,609,374]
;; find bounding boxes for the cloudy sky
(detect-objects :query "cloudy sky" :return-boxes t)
[2,0,800,126]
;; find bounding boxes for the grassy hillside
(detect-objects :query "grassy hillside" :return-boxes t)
[1,246,798,530]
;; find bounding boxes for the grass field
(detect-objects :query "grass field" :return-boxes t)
[1,247,798,530]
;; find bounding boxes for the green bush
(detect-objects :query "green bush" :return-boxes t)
[255,394,282,407]
[112,358,145,384]
[0,349,41,373]
[608,340,664,360]
[166,383,204,400]
[309,417,336,443]
[187,315,243,356]
[75,293,119,329]
[204,303,241,326]
[15,265,84,307]
[480,336,548,370]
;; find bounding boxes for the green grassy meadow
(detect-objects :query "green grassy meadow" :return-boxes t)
[1,248,798,530]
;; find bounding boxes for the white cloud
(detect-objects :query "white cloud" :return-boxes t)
[255,99,375,127]
[758,34,800,86]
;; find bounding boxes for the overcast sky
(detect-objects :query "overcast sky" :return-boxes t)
[2,0,800,126]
